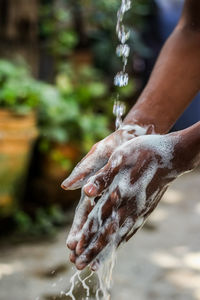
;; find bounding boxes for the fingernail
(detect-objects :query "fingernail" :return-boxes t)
[66,236,77,250]
[67,241,77,250]
[76,254,87,264]
[84,184,98,197]
[61,179,78,190]
[69,251,76,263]
[91,261,100,271]
[61,178,71,190]
[76,261,87,270]
[62,177,83,190]
[75,246,85,256]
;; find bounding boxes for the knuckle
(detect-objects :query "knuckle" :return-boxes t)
[91,142,99,152]
[110,152,123,169]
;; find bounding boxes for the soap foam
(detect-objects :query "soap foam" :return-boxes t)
[62,124,151,191]
[67,132,180,299]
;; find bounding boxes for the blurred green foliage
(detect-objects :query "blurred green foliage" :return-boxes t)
[0,59,113,155]
[40,3,78,57]
[40,0,152,74]
[38,63,112,154]
[0,60,41,114]
[14,205,67,237]
[83,0,152,72]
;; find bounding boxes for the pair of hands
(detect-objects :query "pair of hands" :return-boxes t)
[62,123,192,270]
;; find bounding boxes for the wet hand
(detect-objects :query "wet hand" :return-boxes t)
[67,131,194,270]
[62,124,152,250]
[61,124,152,191]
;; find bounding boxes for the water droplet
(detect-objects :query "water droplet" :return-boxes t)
[122,0,131,13]
[114,72,129,87]
[113,101,125,117]
[116,44,130,58]
[113,100,126,129]
[117,26,130,44]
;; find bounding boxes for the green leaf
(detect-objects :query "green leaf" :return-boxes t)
[87,82,107,98]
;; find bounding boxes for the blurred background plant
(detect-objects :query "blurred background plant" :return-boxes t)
[0,0,153,238]
[0,59,41,114]
[39,0,152,77]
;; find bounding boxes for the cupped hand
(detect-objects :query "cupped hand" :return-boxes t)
[61,124,151,191]
[67,131,191,270]
[61,124,152,250]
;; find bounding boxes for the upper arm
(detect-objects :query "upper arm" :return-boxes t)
[180,0,200,30]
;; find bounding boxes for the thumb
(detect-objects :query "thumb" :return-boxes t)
[61,144,108,191]
[84,153,122,197]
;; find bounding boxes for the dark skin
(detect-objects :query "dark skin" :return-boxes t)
[62,0,200,270]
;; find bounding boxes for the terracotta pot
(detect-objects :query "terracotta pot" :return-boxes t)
[0,109,38,216]
[35,143,81,208]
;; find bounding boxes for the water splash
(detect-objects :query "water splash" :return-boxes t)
[64,270,94,300]
[95,241,117,300]
[63,271,79,300]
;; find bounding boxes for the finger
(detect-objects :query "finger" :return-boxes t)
[90,259,100,271]
[121,188,168,244]
[109,205,142,246]
[117,188,167,246]
[75,217,98,257]
[75,217,118,270]
[67,192,93,250]
[83,153,122,197]
[69,251,76,263]
[61,143,109,190]
[123,217,144,243]
[82,207,129,271]
[76,205,132,270]
[75,189,120,256]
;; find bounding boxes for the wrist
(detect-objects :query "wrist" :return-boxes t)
[121,120,155,136]
[177,122,200,171]
[123,100,174,134]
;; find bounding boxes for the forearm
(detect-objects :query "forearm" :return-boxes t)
[179,121,200,170]
[124,24,200,133]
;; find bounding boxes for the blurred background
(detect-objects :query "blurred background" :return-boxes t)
[0,0,199,300]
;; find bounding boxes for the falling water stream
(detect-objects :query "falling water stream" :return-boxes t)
[113,0,132,130]
[64,1,132,299]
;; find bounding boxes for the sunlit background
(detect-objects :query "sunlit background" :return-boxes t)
[0,1,199,300]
